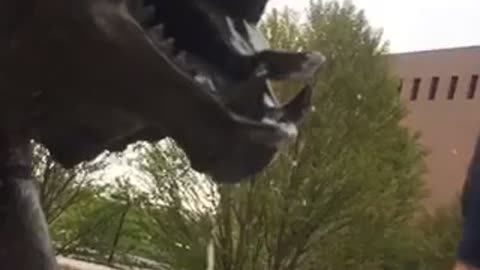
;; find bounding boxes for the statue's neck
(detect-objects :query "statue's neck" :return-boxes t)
[0,131,58,270]
[0,132,32,181]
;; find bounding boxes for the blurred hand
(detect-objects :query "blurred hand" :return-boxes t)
[454,262,480,270]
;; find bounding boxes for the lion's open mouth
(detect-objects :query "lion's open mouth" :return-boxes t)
[133,0,325,141]
[15,0,325,183]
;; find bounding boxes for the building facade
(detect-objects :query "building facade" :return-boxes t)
[388,46,480,210]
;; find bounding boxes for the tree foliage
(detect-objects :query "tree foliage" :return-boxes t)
[33,143,107,225]
[135,139,217,270]
[410,199,462,270]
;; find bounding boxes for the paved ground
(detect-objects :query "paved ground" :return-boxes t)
[57,257,116,270]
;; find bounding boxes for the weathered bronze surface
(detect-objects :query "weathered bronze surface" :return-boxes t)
[0,1,324,269]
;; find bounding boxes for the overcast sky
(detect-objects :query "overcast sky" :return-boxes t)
[267,0,480,53]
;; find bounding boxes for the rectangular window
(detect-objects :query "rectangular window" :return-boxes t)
[448,76,458,100]
[467,74,479,99]
[410,78,421,101]
[429,76,439,100]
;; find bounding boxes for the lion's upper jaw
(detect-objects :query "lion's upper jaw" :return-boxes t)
[2,0,325,183]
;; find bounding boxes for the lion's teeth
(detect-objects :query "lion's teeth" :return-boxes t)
[149,24,164,40]
[176,51,187,63]
[161,38,175,53]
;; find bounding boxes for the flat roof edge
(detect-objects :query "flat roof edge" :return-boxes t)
[388,45,480,56]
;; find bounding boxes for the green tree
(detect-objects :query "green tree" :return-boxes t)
[32,142,114,259]
[33,143,156,268]
[33,143,107,225]
[410,198,462,270]
[49,176,162,269]
[136,139,217,270]
[212,2,426,269]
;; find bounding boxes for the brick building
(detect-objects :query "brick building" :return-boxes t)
[388,46,480,210]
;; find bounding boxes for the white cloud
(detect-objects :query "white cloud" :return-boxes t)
[268,0,480,53]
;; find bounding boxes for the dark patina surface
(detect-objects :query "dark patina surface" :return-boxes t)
[0,0,324,269]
